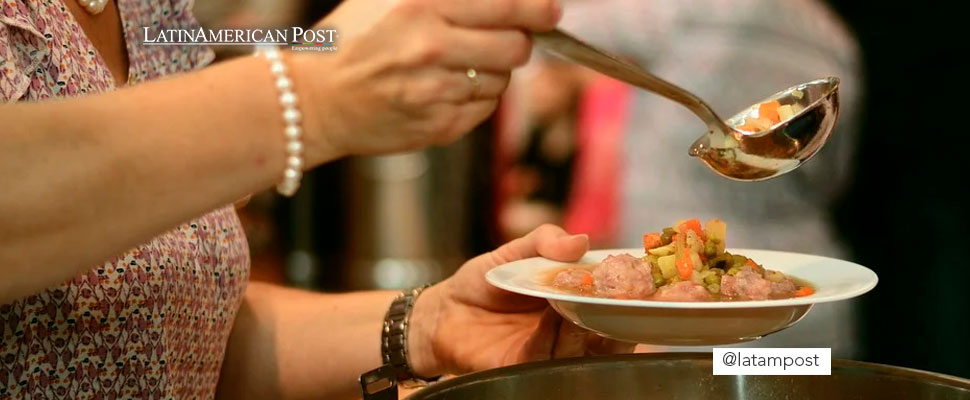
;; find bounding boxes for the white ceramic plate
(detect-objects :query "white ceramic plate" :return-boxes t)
[486,248,877,345]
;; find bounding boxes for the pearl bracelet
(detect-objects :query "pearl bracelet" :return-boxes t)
[255,45,304,197]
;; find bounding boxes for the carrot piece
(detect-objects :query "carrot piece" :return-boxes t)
[794,287,815,297]
[759,100,782,124]
[677,219,704,237]
[675,248,694,279]
[581,273,594,287]
[736,123,760,132]
[642,232,663,251]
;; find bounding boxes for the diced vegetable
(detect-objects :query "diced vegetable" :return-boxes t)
[673,233,686,254]
[708,253,731,270]
[673,219,687,231]
[660,228,676,245]
[689,252,703,271]
[581,273,593,287]
[643,232,663,251]
[685,230,704,254]
[703,272,721,286]
[794,287,815,297]
[707,283,720,294]
[745,259,765,275]
[736,101,788,132]
[777,104,796,121]
[704,219,726,253]
[648,243,675,257]
[677,219,704,238]
[736,117,772,132]
[651,269,665,287]
[758,100,782,124]
[731,254,748,269]
[736,122,757,132]
[676,248,694,279]
[704,240,717,258]
[658,255,677,279]
[726,266,740,276]
[691,270,705,285]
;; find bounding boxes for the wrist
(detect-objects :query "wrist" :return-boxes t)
[285,52,347,168]
[407,284,445,378]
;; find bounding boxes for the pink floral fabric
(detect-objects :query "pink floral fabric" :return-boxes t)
[0,0,249,399]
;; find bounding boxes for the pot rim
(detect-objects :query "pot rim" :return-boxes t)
[407,352,970,399]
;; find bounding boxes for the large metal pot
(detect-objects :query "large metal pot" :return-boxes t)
[367,353,970,399]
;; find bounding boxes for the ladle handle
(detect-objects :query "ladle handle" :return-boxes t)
[533,29,724,128]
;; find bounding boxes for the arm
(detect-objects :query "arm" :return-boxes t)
[217,225,634,400]
[216,283,398,400]
[0,56,336,303]
[0,0,557,303]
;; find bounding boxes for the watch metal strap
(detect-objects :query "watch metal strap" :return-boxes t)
[379,285,439,388]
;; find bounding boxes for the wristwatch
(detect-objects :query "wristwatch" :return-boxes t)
[360,285,441,399]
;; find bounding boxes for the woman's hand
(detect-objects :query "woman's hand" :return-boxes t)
[407,225,636,377]
[289,0,562,161]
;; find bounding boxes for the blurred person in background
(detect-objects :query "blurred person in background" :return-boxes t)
[499,59,589,239]
[498,0,862,356]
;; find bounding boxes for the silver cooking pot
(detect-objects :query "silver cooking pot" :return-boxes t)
[362,353,970,399]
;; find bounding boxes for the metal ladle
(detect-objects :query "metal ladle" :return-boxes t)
[533,29,841,181]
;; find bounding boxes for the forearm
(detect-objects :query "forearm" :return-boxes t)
[217,282,398,400]
[0,55,339,303]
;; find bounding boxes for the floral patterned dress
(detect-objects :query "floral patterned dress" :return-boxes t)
[1,0,251,398]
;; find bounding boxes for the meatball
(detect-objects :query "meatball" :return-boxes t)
[720,268,773,300]
[592,254,656,299]
[652,281,713,302]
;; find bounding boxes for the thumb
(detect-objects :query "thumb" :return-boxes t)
[490,224,589,266]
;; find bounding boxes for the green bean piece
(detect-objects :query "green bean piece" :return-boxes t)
[704,273,721,286]
[652,270,665,287]
[731,254,748,268]
[709,254,732,270]
[704,240,717,258]
[727,266,741,276]
[707,283,721,294]
[660,227,676,245]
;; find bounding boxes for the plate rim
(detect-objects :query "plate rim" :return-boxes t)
[485,248,878,309]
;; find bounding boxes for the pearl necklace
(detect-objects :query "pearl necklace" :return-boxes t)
[78,0,108,14]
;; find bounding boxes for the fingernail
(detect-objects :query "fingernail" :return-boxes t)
[568,233,588,241]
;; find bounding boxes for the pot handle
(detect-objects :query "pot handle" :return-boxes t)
[360,365,400,400]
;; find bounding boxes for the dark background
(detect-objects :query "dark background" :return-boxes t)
[289,1,969,378]
[826,2,968,377]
